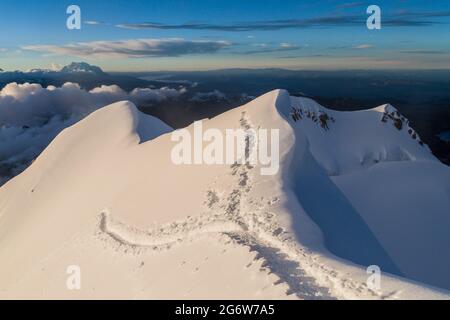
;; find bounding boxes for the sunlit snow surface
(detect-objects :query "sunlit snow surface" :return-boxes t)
[0,90,449,299]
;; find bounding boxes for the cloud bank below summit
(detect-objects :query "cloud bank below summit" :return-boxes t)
[0,82,185,127]
[0,82,185,183]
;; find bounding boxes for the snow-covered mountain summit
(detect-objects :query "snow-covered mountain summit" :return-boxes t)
[60,62,106,75]
[0,90,448,299]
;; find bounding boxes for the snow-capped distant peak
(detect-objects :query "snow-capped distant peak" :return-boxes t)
[60,62,106,75]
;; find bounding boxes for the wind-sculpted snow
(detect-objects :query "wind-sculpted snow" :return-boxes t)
[281,95,434,176]
[0,91,449,299]
[285,125,401,276]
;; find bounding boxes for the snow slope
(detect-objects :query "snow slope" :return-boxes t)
[0,90,448,299]
[280,94,450,291]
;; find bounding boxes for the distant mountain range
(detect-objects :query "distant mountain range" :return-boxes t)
[0,62,151,91]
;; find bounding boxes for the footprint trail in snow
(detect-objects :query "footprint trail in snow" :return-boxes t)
[97,111,384,300]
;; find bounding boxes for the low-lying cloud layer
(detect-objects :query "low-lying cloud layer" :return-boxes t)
[23,38,232,58]
[189,89,226,102]
[0,82,185,184]
[0,82,185,126]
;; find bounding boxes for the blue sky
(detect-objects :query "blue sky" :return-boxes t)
[0,0,449,71]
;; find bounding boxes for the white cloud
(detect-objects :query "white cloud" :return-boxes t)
[23,38,232,58]
[84,20,107,25]
[352,44,373,49]
[189,90,226,102]
[130,87,187,104]
[0,82,186,127]
[280,43,295,48]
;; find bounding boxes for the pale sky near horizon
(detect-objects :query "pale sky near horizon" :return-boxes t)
[0,0,449,71]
